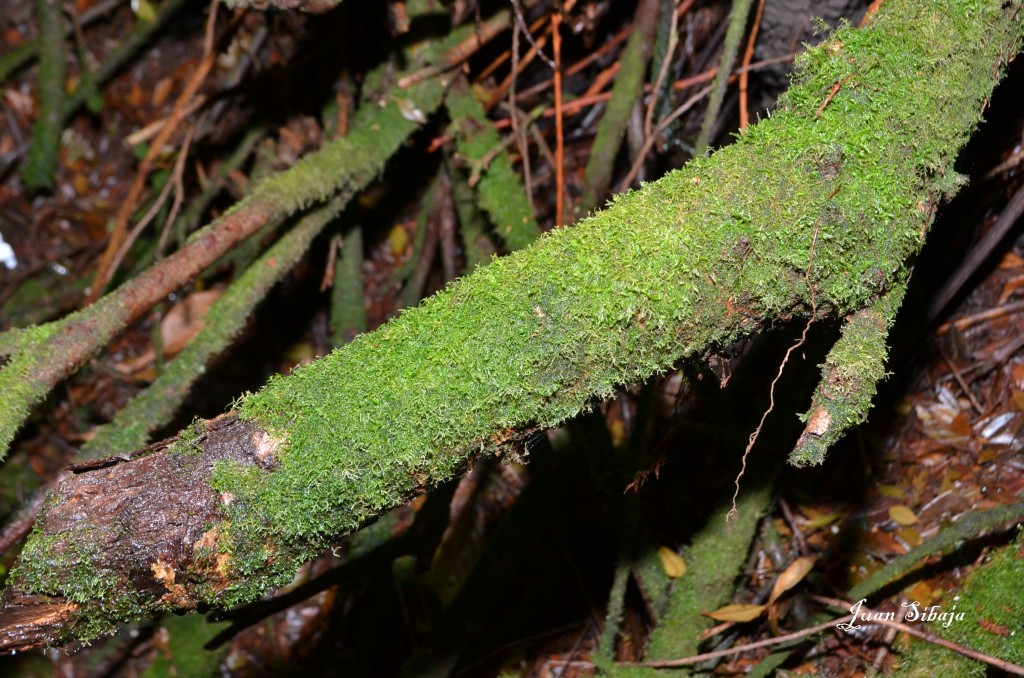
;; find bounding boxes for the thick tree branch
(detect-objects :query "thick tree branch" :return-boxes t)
[1,0,1021,653]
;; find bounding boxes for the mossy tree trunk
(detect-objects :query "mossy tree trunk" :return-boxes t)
[1,0,1021,651]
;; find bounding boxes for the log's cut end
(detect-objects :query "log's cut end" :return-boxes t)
[0,414,276,651]
[0,591,78,653]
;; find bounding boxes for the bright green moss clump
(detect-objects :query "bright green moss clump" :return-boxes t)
[215,0,1024,601]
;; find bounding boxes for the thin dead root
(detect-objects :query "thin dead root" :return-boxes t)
[728,227,819,521]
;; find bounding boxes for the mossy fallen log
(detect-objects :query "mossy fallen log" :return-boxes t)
[1,0,1021,651]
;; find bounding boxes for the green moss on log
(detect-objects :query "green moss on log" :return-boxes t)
[641,483,772,663]
[892,529,1024,675]
[212,0,1024,603]
[0,56,446,460]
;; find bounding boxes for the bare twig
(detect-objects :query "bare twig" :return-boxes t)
[935,342,984,414]
[552,3,565,226]
[109,123,199,280]
[485,0,578,110]
[811,596,1024,676]
[512,23,631,101]
[617,54,795,191]
[643,2,680,144]
[927,180,1024,325]
[494,55,795,136]
[438,172,459,282]
[936,298,1024,335]
[156,120,197,254]
[86,0,223,303]
[510,0,557,70]
[396,11,511,88]
[738,0,766,129]
[508,15,534,209]
[619,85,712,191]
[124,96,206,147]
[625,614,855,668]
[778,498,809,556]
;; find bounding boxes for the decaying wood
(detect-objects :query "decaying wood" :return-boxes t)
[0,415,268,651]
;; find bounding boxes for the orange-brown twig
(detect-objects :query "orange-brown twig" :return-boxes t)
[123,96,206,147]
[552,3,564,226]
[738,0,766,129]
[107,144,179,280]
[493,50,793,136]
[615,54,796,191]
[396,11,511,88]
[485,0,577,111]
[859,0,885,26]
[816,75,851,119]
[513,23,631,102]
[86,1,224,304]
[475,5,548,83]
[581,61,620,100]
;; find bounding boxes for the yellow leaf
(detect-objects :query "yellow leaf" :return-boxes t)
[132,0,157,23]
[285,341,316,367]
[877,485,905,500]
[889,505,918,526]
[898,526,922,547]
[768,556,815,605]
[803,512,841,529]
[703,604,766,623]
[906,580,932,607]
[657,546,686,578]
[388,225,410,256]
[892,400,913,416]
[939,468,961,494]
[608,418,626,448]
